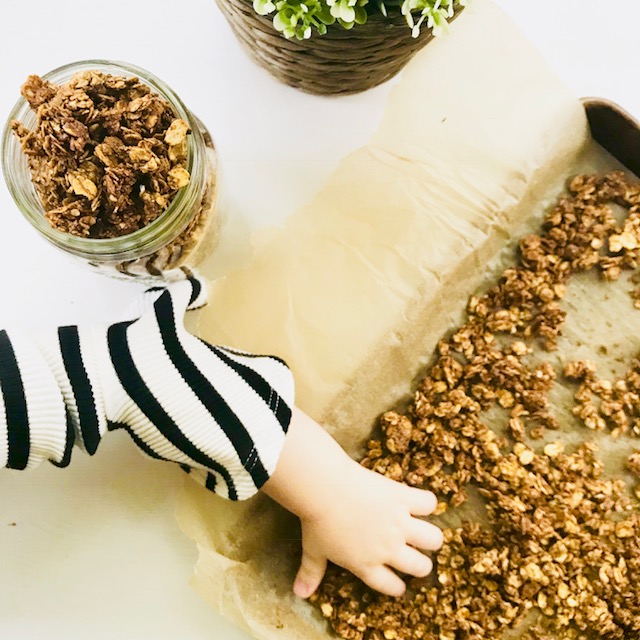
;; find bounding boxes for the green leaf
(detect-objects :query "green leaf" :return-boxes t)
[354,5,367,23]
[337,16,355,28]
[317,4,335,23]
[253,0,276,15]
[273,10,294,30]
[430,9,448,36]
[338,0,355,22]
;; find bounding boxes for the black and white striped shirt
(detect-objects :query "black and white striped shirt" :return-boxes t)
[0,278,294,500]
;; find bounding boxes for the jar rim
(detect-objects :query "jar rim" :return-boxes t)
[1,59,206,261]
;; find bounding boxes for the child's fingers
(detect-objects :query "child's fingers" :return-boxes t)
[294,549,327,599]
[406,518,444,551]
[390,546,433,578]
[360,566,406,598]
[403,487,438,516]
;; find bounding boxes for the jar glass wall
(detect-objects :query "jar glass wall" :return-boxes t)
[2,60,220,281]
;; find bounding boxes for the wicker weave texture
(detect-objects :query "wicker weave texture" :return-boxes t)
[216,0,438,95]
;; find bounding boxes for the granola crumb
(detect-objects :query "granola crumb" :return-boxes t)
[628,452,640,477]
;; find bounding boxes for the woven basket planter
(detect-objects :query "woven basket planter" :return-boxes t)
[216,0,454,95]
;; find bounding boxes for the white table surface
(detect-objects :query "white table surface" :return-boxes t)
[1,1,639,638]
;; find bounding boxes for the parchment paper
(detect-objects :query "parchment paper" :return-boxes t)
[175,2,638,638]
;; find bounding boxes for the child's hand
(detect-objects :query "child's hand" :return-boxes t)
[295,460,442,598]
[262,408,442,599]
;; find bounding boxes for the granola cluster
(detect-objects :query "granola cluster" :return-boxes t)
[12,71,191,238]
[311,173,640,639]
[565,358,640,437]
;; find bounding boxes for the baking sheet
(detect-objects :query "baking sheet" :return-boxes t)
[176,1,638,638]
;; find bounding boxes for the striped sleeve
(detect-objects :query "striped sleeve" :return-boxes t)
[2,277,295,500]
[93,278,295,500]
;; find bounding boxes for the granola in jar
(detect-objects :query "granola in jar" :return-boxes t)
[2,60,220,281]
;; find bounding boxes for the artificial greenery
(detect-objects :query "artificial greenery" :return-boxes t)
[252,0,467,40]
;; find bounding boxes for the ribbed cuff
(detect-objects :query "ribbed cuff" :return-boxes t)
[191,349,296,502]
[0,329,68,469]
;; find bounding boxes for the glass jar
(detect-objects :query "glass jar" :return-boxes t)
[1,60,220,281]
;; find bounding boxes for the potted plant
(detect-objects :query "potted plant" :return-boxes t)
[215,0,467,95]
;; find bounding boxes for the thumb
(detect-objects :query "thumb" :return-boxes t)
[294,549,327,599]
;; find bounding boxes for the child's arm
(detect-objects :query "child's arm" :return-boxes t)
[263,408,442,598]
[1,276,441,597]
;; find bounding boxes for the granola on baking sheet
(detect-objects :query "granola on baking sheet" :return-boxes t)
[11,71,191,239]
[312,172,640,640]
